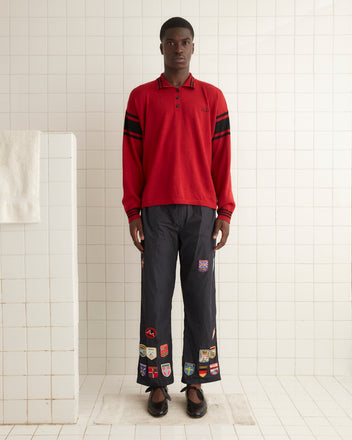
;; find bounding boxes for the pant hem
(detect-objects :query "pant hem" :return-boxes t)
[181,374,221,385]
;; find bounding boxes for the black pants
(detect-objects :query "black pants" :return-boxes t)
[137,204,221,386]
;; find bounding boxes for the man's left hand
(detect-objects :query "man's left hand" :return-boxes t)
[212,218,230,251]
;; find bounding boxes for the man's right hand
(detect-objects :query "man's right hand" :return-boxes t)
[129,217,145,253]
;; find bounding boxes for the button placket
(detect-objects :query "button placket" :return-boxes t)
[176,88,180,109]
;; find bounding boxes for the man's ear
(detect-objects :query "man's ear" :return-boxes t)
[160,43,164,55]
[192,42,194,54]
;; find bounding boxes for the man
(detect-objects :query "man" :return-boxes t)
[122,17,235,418]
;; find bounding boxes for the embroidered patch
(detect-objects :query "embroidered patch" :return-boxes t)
[198,259,209,272]
[199,365,208,377]
[184,362,195,376]
[139,363,147,376]
[145,327,157,339]
[199,349,209,363]
[212,327,216,340]
[161,363,171,377]
[210,362,219,375]
[139,344,146,357]
[146,347,157,360]
[160,344,168,357]
[209,346,216,359]
[148,366,158,378]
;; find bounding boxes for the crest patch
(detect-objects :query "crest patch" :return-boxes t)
[139,344,146,357]
[146,347,157,360]
[199,349,209,363]
[209,346,216,359]
[160,344,168,357]
[199,365,208,377]
[184,362,195,376]
[198,259,209,272]
[148,366,158,378]
[145,327,157,339]
[139,363,147,376]
[210,362,219,375]
[161,363,171,377]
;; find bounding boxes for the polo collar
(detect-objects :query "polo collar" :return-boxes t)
[157,73,196,89]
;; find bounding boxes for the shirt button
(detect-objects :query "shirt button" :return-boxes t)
[176,88,180,92]
[176,104,180,108]
[176,96,179,99]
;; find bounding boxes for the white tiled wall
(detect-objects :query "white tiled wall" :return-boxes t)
[0,0,351,381]
[0,133,79,424]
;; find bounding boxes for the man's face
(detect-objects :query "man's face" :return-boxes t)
[160,27,194,71]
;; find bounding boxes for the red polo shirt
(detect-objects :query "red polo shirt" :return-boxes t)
[122,73,235,223]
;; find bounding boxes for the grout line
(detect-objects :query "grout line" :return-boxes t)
[295,375,344,439]
[293,0,297,376]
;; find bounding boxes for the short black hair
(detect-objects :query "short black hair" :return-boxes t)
[160,17,194,41]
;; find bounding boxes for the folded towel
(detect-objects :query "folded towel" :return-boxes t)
[0,130,41,223]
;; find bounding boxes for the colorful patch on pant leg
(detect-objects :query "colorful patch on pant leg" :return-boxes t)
[139,344,146,357]
[209,346,216,359]
[139,363,147,376]
[199,349,209,363]
[145,327,157,339]
[148,366,158,378]
[161,363,171,377]
[184,362,195,376]
[210,363,219,375]
[198,259,209,272]
[212,327,216,340]
[146,347,157,360]
[199,365,208,377]
[160,344,168,357]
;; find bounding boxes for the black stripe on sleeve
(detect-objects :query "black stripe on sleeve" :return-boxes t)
[126,111,139,120]
[214,117,230,136]
[124,131,142,140]
[124,115,142,135]
[127,208,140,218]
[216,111,228,119]
[212,131,230,141]
[218,209,232,219]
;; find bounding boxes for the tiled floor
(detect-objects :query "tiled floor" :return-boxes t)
[1,375,352,440]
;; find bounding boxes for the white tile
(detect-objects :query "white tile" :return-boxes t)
[28,375,51,399]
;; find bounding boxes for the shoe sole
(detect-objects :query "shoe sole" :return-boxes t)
[148,408,168,417]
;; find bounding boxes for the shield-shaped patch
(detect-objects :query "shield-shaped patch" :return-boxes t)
[139,363,147,376]
[139,344,146,357]
[198,259,209,272]
[184,362,195,376]
[210,362,219,375]
[146,347,157,360]
[148,366,158,378]
[199,365,208,377]
[160,343,168,357]
[199,349,209,363]
[209,346,216,359]
[161,363,171,377]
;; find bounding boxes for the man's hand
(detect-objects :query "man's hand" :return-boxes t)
[212,218,229,251]
[129,218,145,253]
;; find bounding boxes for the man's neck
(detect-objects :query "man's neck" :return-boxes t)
[163,69,190,87]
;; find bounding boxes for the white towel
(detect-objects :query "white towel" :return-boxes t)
[0,130,41,223]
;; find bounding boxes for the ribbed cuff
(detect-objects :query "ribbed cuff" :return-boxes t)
[126,208,141,223]
[217,208,232,223]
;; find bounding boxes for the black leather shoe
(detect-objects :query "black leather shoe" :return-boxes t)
[180,385,207,418]
[145,386,171,417]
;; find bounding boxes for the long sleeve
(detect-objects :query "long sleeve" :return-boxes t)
[211,92,236,223]
[122,91,144,223]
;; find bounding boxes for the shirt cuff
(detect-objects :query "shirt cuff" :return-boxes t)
[217,208,233,223]
[126,208,141,223]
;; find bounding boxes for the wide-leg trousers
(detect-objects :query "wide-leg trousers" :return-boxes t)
[136,204,221,386]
